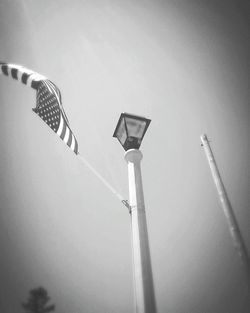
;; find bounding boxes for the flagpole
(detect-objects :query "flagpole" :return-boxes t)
[200,134,250,290]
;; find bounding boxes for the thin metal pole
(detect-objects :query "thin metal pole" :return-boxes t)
[125,149,157,313]
[200,134,250,289]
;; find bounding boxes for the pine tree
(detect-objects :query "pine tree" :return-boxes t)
[22,287,55,313]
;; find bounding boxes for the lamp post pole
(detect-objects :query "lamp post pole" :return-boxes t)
[125,149,157,313]
[113,113,156,312]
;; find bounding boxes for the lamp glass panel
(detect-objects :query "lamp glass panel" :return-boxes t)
[125,117,147,138]
[116,117,127,145]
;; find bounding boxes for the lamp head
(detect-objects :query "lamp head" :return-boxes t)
[113,113,151,151]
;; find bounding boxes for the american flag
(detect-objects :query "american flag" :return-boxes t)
[0,62,79,154]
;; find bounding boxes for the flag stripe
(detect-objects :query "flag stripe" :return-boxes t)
[56,113,64,137]
[31,80,39,90]
[59,118,67,141]
[63,126,70,145]
[11,68,18,79]
[70,134,75,152]
[2,65,8,75]
[67,131,73,148]
[73,135,78,154]
[21,73,29,84]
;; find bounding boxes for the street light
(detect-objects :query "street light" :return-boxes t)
[113,113,157,313]
[113,112,151,151]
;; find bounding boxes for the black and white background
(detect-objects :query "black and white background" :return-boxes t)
[0,1,249,312]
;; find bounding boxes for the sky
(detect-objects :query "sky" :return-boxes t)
[0,0,249,312]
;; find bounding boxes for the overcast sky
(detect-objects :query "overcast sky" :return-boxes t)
[0,1,249,312]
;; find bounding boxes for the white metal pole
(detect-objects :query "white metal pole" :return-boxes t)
[124,149,157,313]
[200,134,250,289]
